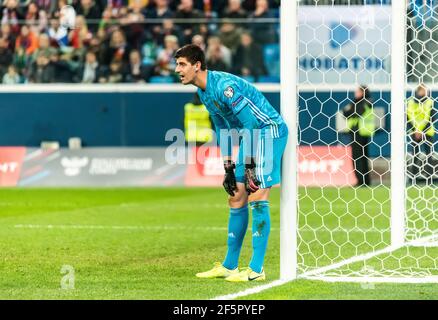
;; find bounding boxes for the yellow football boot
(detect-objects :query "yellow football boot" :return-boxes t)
[225,267,266,282]
[196,262,239,279]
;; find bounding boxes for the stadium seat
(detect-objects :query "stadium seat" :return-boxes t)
[263,44,280,77]
[149,76,175,84]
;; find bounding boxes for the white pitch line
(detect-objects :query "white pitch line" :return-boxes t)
[211,279,289,300]
[407,233,438,247]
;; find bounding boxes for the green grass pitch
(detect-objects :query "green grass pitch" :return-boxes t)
[0,187,437,300]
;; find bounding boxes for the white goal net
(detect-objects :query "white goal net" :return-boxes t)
[281,0,438,283]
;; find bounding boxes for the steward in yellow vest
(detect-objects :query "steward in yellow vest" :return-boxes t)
[342,85,375,186]
[407,87,435,138]
[406,84,436,183]
[184,94,213,144]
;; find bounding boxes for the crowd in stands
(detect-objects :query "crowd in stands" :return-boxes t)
[0,0,280,84]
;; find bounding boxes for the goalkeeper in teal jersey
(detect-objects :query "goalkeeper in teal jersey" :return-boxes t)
[175,45,288,282]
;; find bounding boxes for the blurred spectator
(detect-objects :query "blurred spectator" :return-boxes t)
[145,0,174,39]
[88,27,108,63]
[146,0,174,19]
[155,33,178,76]
[206,36,229,72]
[175,0,204,45]
[0,23,16,51]
[47,15,69,48]
[0,37,13,77]
[249,0,277,45]
[15,24,38,55]
[94,0,108,15]
[13,46,29,74]
[124,48,152,82]
[103,28,130,64]
[107,0,128,17]
[2,64,20,83]
[171,0,227,15]
[120,0,147,50]
[241,0,256,11]
[28,51,55,82]
[35,0,56,14]
[221,0,247,19]
[1,0,25,35]
[98,6,118,34]
[76,0,101,33]
[155,18,182,47]
[18,0,31,7]
[100,58,124,83]
[31,33,56,64]
[191,33,205,51]
[233,31,265,79]
[206,36,231,69]
[128,0,148,7]
[75,50,104,82]
[25,1,48,33]
[50,50,73,82]
[240,0,279,11]
[69,15,93,50]
[218,19,242,54]
[140,33,158,66]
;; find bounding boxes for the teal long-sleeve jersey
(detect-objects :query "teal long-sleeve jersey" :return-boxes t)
[196,70,287,158]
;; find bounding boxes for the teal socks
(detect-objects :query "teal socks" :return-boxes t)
[222,205,249,270]
[249,201,270,273]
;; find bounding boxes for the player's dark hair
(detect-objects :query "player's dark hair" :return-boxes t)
[174,44,206,70]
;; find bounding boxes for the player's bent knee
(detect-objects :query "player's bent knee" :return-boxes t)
[228,183,247,208]
[248,187,271,202]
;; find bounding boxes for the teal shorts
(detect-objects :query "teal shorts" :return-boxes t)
[235,128,288,189]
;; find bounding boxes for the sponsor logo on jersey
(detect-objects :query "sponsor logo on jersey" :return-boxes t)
[224,86,234,98]
[231,95,244,107]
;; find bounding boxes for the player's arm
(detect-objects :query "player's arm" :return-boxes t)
[221,84,260,194]
[210,113,237,196]
[210,113,232,160]
[235,107,261,194]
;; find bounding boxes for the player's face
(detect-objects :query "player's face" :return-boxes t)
[175,57,197,85]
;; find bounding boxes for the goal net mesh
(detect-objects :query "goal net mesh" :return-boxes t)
[296,0,438,282]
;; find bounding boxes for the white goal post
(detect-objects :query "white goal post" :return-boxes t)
[280,0,298,282]
[280,0,438,283]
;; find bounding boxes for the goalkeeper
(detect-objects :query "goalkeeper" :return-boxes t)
[175,44,288,282]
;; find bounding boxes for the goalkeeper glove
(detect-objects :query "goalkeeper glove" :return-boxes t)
[244,157,260,195]
[223,160,237,196]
